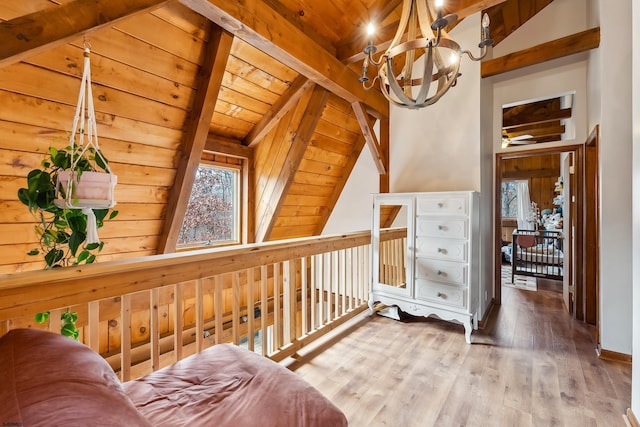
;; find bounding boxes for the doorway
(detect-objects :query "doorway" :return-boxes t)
[494,141,599,330]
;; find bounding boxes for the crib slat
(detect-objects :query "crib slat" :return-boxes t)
[247,267,255,351]
[232,272,240,345]
[195,279,204,353]
[174,282,184,362]
[88,301,100,353]
[260,265,268,357]
[214,276,223,345]
[150,288,160,371]
[49,308,61,335]
[121,295,132,382]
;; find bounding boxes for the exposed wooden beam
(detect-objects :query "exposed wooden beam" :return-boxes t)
[503,107,572,129]
[0,0,171,69]
[502,168,559,179]
[314,135,367,235]
[379,117,390,193]
[482,27,600,78]
[352,102,386,175]
[255,85,330,242]
[179,0,389,118]
[157,26,234,253]
[506,125,565,139]
[243,76,314,147]
[444,0,509,19]
[205,134,252,159]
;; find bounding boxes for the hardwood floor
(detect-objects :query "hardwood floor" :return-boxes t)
[291,286,631,427]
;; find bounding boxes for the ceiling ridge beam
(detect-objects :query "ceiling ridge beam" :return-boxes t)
[0,0,171,69]
[481,27,600,78]
[205,134,253,159]
[179,0,389,118]
[352,101,386,174]
[255,85,331,242]
[158,25,234,253]
[244,76,314,147]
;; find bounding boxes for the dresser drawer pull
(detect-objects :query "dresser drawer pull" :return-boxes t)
[438,225,444,230]
[437,292,446,299]
[437,203,444,208]
[437,248,446,254]
[437,270,444,276]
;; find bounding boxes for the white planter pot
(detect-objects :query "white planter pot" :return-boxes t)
[55,170,117,209]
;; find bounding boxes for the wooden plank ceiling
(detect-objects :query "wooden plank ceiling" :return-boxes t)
[0,0,592,272]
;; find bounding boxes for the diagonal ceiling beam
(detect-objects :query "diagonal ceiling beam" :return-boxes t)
[255,85,330,242]
[482,27,600,78]
[179,0,389,118]
[157,25,234,253]
[244,75,314,147]
[0,0,171,69]
[352,102,386,175]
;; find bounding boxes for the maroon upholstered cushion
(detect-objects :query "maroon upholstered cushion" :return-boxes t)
[0,328,150,427]
[123,344,348,427]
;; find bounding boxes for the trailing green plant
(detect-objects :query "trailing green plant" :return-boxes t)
[18,143,118,339]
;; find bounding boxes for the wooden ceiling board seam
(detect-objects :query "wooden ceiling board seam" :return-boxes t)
[26,43,196,111]
[214,100,263,124]
[309,134,357,156]
[217,86,272,115]
[222,71,281,104]
[151,2,210,42]
[230,40,300,83]
[112,13,206,66]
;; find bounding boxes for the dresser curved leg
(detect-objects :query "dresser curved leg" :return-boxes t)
[464,317,473,344]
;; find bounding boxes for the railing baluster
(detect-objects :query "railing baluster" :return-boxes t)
[88,301,100,353]
[214,275,223,345]
[317,254,324,328]
[274,262,281,350]
[341,249,347,315]
[49,308,61,335]
[120,294,132,382]
[247,267,255,351]
[301,257,308,335]
[150,288,160,371]
[260,265,268,357]
[310,255,317,331]
[283,259,296,345]
[232,272,240,345]
[195,279,204,353]
[174,282,184,362]
[333,251,339,320]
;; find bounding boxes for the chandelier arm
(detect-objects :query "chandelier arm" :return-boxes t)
[416,0,436,41]
[460,46,489,62]
[362,74,381,91]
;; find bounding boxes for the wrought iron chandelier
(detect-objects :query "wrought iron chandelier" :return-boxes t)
[359,0,493,109]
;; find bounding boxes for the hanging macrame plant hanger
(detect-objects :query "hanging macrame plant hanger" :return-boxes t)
[54,43,117,243]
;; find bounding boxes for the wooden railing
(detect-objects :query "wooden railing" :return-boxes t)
[0,230,408,381]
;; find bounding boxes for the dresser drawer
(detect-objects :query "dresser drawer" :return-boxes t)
[415,280,467,308]
[415,237,468,262]
[415,259,467,286]
[416,195,468,216]
[416,217,468,239]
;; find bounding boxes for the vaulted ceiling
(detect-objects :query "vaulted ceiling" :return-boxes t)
[0,0,599,273]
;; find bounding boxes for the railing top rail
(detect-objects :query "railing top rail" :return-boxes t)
[0,229,408,321]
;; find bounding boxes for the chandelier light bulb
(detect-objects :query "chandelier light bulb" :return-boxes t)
[435,0,444,9]
[449,51,460,66]
[482,13,490,29]
[367,22,375,36]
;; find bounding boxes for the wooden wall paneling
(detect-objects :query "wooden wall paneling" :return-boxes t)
[180,0,389,118]
[174,282,184,361]
[247,267,255,350]
[214,275,224,345]
[195,278,204,352]
[315,135,367,234]
[157,25,234,253]
[255,85,330,242]
[120,293,132,381]
[229,39,299,84]
[232,272,241,345]
[0,0,172,69]
[273,262,281,350]
[151,1,210,41]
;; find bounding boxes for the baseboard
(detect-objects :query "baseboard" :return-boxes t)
[626,408,639,427]
[478,298,495,329]
[596,346,632,363]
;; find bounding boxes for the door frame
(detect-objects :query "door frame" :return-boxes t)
[494,143,585,317]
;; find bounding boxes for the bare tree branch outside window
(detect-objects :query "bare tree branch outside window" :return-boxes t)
[178,165,238,246]
[501,181,518,218]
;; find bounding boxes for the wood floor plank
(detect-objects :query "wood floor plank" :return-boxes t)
[292,285,631,427]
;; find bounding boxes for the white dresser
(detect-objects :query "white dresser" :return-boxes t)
[370,191,480,343]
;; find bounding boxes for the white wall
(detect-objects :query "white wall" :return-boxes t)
[631,0,640,416]
[322,144,378,235]
[589,0,633,355]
